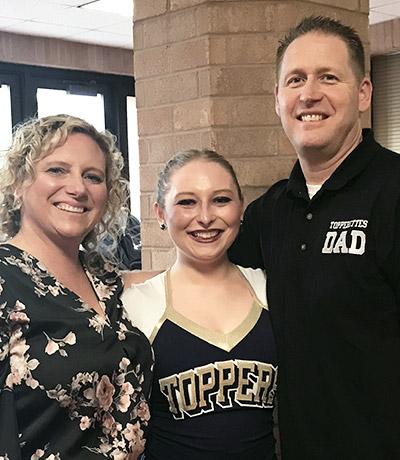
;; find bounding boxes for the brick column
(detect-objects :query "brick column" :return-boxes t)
[133,0,369,270]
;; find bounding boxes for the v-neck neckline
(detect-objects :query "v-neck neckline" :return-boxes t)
[163,266,265,352]
[1,243,108,319]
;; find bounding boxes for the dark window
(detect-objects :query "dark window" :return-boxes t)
[0,62,134,177]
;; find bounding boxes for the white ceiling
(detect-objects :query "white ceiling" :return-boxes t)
[370,0,400,23]
[0,0,398,49]
[0,0,134,48]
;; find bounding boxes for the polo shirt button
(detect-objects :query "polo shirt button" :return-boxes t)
[306,212,313,221]
[300,243,307,251]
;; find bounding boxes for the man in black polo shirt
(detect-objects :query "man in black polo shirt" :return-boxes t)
[229,16,400,460]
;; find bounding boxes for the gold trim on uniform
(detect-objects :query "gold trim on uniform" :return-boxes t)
[162,267,266,352]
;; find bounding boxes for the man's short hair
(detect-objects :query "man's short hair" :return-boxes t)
[276,15,365,81]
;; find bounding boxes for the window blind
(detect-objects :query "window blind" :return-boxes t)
[372,53,400,153]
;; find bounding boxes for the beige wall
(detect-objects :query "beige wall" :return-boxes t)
[134,0,370,270]
[370,18,400,56]
[0,31,133,75]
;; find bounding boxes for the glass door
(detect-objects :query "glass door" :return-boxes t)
[0,84,12,152]
[36,87,106,131]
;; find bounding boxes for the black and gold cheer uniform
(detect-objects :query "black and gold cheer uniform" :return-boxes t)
[122,266,277,460]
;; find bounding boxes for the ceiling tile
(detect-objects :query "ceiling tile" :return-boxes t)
[23,2,71,23]
[374,2,400,15]
[39,4,125,29]
[67,29,133,48]
[40,0,88,4]
[370,0,399,8]
[369,10,396,24]
[0,0,42,20]
[98,18,132,36]
[0,17,25,28]
[82,0,132,17]
[2,20,87,39]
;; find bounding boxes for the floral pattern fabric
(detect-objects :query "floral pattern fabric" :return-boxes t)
[0,244,153,459]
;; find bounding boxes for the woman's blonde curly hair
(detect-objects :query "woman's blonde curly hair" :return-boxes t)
[0,114,130,274]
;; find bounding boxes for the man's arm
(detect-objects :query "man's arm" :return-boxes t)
[228,194,266,269]
[379,197,400,318]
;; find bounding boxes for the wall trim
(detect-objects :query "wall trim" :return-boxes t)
[370,19,400,56]
[0,31,133,75]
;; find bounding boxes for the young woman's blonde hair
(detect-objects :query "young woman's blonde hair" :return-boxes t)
[0,114,130,274]
[156,148,243,208]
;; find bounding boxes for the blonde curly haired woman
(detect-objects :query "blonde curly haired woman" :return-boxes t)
[0,115,153,459]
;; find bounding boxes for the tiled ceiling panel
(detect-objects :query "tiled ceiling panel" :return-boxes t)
[0,0,133,48]
[370,0,400,24]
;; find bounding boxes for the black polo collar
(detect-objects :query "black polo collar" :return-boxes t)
[286,129,380,200]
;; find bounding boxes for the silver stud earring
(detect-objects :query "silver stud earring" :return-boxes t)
[160,223,167,231]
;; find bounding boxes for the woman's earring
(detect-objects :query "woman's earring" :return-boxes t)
[160,223,167,231]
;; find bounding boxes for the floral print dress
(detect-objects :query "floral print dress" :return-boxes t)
[0,244,153,460]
